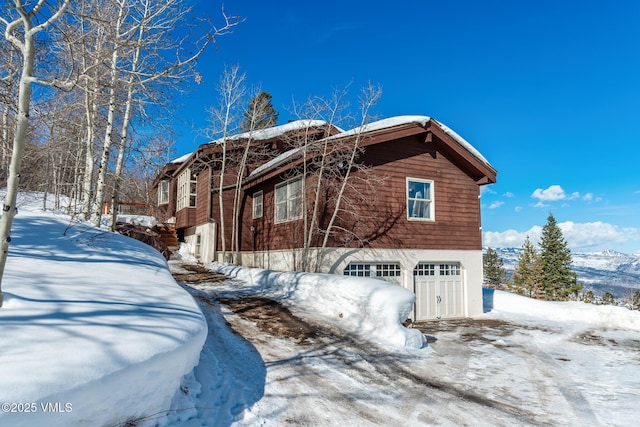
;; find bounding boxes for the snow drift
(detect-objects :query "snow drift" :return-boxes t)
[210,263,426,350]
[0,193,207,427]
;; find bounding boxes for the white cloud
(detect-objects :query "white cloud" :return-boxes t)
[503,192,514,198]
[514,206,523,213]
[530,186,600,206]
[558,221,640,250]
[533,201,548,208]
[483,221,640,252]
[489,201,504,209]
[483,226,543,248]
[531,185,567,202]
[480,186,496,195]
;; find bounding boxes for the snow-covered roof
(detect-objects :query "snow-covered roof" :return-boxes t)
[327,115,432,140]
[329,115,492,168]
[247,115,493,180]
[170,152,192,164]
[249,146,303,178]
[433,119,491,167]
[170,120,335,167]
[247,116,433,179]
[210,119,335,145]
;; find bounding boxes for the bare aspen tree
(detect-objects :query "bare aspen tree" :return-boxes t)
[284,84,382,272]
[316,84,382,268]
[290,88,350,271]
[1,48,19,183]
[74,0,109,220]
[207,64,246,262]
[90,0,129,227]
[90,0,240,227]
[230,87,276,263]
[0,0,71,306]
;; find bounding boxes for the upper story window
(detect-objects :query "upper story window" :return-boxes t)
[253,190,263,219]
[157,180,169,205]
[274,177,302,223]
[407,178,434,221]
[177,168,197,211]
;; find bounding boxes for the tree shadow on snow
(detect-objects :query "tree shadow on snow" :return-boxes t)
[175,283,267,426]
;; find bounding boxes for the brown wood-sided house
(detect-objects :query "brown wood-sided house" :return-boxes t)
[154,116,497,321]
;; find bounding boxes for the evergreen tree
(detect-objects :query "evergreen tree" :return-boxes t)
[539,213,582,300]
[509,236,544,298]
[240,91,279,132]
[483,247,507,289]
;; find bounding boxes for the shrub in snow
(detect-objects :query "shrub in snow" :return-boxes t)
[633,291,640,310]
[581,290,595,304]
[601,291,616,305]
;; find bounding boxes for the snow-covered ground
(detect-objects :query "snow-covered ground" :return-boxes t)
[173,264,640,427]
[1,191,639,426]
[0,192,206,427]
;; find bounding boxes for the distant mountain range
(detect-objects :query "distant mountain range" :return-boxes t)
[490,248,640,302]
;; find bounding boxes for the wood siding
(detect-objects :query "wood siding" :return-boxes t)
[157,119,493,257]
[175,207,197,228]
[242,133,483,253]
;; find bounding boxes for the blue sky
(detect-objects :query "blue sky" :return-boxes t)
[174,0,640,253]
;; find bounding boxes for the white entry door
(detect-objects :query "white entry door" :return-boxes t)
[414,263,464,320]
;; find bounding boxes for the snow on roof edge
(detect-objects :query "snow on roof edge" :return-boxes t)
[210,119,334,145]
[170,152,193,164]
[327,115,493,169]
[170,120,335,166]
[176,116,494,180]
[433,119,493,168]
[248,146,303,179]
[247,115,494,180]
[249,116,433,179]
[326,115,432,140]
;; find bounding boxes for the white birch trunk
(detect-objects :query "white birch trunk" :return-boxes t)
[81,86,97,220]
[0,0,71,305]
[91,2,126,227]
[109,16,145,231]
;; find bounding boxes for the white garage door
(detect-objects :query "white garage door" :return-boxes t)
[414,262,464,320]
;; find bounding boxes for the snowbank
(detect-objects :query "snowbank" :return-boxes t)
[210,263,426,350]
[0,196,207,427]
[99,213,158,228]
[491,289,640,331]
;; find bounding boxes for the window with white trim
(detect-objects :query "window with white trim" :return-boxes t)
[343,262,402,283]
[440,263,461,276]
[414,263,436,276]
[158,180,169,205]
[407,178,434,220]
[177,168,197,211]
[414,263,461,276]
[275,177,302,223]
[253,191,263,219]
[195,234,201,256]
